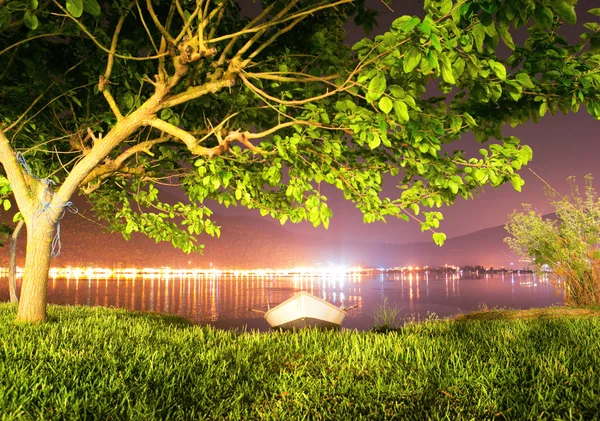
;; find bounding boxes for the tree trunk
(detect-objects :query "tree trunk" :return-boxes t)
[8,219,24,304]
[15,218,54,323]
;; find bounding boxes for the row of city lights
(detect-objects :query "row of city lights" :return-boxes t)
[0,264,462,279]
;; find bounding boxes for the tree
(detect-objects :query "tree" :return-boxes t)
[505,175,600,305]
[0,0,599,322]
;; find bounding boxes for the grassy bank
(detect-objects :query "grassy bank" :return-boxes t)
[0,305,599,420]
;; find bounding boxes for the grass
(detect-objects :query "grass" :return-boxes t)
[371,298,402,331]
[0,304,599,420]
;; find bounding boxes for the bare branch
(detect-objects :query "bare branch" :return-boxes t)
[245,71,339,83]
[175,0,193,41]
[239,71,356,106]
[136,0,159,53]
[209,0,351,44]
[233,0,299,63]
[163,76,236,108]
[145,0,176,45]
[217,3,276,64]
[0,33,61,57]
[52,0,168,61]
[98,76,124,121]
[173,3,202,44]
[80,137,171,187]
[105,2,135,81]
[242,16,304,67]
[5,60,87,133]
[208,1,227,39]
[143,118,221,156]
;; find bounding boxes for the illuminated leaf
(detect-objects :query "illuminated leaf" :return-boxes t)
[433,232,446,246]
[378,97,393,114]
[393,101,409,123]
[23,11,38,30]
[66,0,83,17]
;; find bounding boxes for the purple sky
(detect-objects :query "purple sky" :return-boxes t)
[215,0,600,244]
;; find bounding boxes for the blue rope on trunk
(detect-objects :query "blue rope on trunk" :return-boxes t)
[16,152,78,258]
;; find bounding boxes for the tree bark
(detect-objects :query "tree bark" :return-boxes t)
[15,218,54,322]
[8,219,24,304]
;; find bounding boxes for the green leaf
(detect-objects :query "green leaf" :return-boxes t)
[82,0,101,16]
[590,8,600,17]
[66,0,84,17]
[393,101,409,123]
[12,212,22,223]
[506,81,523,101]
[515,73,534,89]
[351,38,372,51]
[368,135,381,149]
[123,93,134,110]
[499,26,515,50]
[550,0,576,25]
[440,55,455,84]
[539,101,548,117]
[489,60,506,81]
[378,97,393,114]
[367,74,386,101]
[400,16,420,33]
[0,9,12,32]
[510,175,524,192]
[403,47,422,73]
[2,199,10,211]
[23,10,38,30]
[472,23,486,53]
[7,2,25,11]
[433,232,446,247]
[591,33,600,54]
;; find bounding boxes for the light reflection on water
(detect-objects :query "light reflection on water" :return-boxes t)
[0,272,563,331]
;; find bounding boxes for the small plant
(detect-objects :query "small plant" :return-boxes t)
[371,298,402,332]
[505,175,600,305]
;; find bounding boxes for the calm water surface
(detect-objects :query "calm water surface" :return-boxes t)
[0,272,563,331]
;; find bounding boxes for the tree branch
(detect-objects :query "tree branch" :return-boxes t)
[98,76,124,121]
[233,0,299,62]
[242,16,304,67]
[145,0,176,46]
[210,0,351,44]
[244,71,338,84]
[80,136,171,187]
[0,131,34,214]
[217,3,275,65]
[239,71,356,106]
[105,2,135,81]
[52,0,168,61]
[163,76,236,108]
[135,0,159,53]
[143,118,222,156]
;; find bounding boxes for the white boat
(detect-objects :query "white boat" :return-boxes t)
[263,291,352,330]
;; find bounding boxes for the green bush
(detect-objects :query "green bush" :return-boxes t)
[506,175,600,305]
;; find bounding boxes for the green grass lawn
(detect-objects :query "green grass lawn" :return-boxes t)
[0,304,599,420]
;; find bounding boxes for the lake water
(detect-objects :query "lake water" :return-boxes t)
[0,271,563,331]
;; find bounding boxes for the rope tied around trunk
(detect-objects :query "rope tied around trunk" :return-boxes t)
[16,152,78,258]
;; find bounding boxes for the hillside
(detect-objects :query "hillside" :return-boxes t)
[0,200,526,269]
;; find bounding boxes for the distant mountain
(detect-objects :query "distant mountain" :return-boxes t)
[0,200,540,269]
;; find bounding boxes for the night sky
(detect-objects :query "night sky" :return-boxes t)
[217,0,600,245]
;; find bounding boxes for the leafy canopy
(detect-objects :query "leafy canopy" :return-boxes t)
[0,0,599,255]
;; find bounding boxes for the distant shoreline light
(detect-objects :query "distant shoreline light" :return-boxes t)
[0,264,464,279]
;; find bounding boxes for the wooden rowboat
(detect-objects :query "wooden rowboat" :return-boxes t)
[263,291,353,330]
